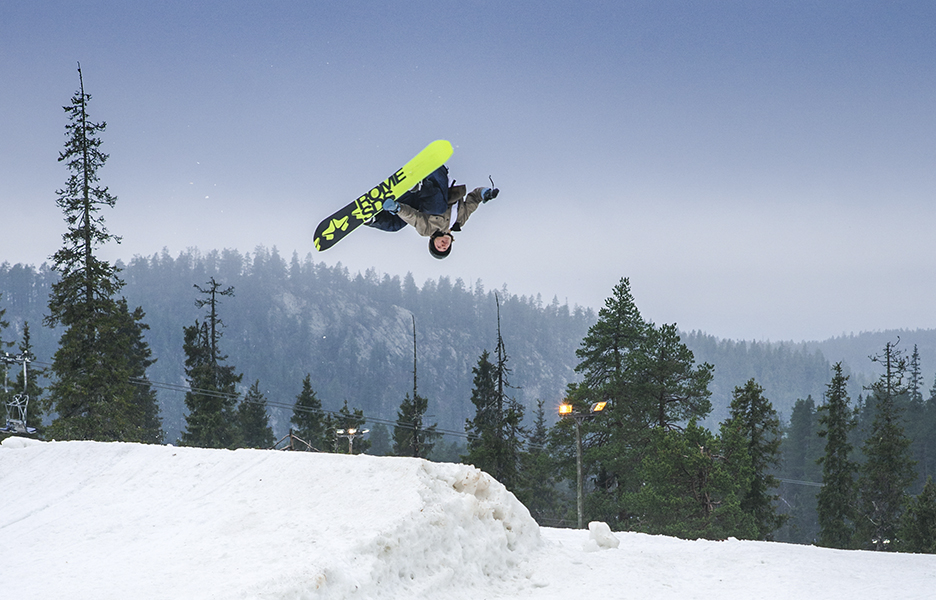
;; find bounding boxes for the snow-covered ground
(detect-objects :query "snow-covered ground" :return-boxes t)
[1,437,933,599]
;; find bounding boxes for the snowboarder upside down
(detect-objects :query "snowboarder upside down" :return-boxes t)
[365,165,498,259]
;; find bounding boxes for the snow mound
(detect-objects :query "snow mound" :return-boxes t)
[4,438,935,600]
[583,520,620,551]
[0,440,541,599]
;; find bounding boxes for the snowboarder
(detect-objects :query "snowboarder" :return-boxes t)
[364,165,499,259]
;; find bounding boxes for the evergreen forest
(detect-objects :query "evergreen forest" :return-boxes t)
[4,67,936,553]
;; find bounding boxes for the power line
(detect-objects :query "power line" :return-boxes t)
[24,360,549,451]
[129,376,479,442]
[777,477,824,488]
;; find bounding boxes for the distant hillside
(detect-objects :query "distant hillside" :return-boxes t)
[1,250,595,441]
[680,332,838,427]
[3,253,934,441]
[804,330,936,382]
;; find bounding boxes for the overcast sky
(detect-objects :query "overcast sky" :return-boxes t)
[2,1,934,342]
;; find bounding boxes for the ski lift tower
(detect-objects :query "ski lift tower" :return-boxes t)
[1,353,37,435]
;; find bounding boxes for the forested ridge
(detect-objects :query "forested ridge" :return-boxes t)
[6,251,936,545]
[4,250,935,442]
[1,248,596,440]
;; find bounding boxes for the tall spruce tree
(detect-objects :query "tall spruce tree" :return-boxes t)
[631,419,756,539]
[393,393,438,458]
[567,278,714,530]
[566,278,648,525]
[631,323,713,430]
[235,380,275,449]
[922,376,936,485]
[367,424,393,456]
[514,401,562,525]
[906,345,929,493]
[180,279,242,448]
[116,300,163,443]
[392,315,439,458]
[899,477,936,553]
[45,65,159,441]
[855,341,915,550]
[777,396,822,544]
[290,374,326,450]
[725,378,785,539]
[463,296,525,489]
[816,363,858,549]
[574,278,648,411]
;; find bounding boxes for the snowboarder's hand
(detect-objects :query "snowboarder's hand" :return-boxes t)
[382,197,400,214]
[481,188,499,203]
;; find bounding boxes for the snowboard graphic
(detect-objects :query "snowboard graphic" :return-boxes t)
[313,140,454,251]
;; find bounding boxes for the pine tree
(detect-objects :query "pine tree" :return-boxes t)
[367,424,393,456]
[321,413,337,453]
[462,350,520,489]
[906,345,929,493]
[899,477,936,553]
[180,279,242,448]
[566,278,648,524]
[235,380,274,449]
[574,278,648,411]
[290,374,326,450]
[631,323,713,430]
[778,396,821,544]
[631,420,756,539]
[393,393,439,458]
[816,363,858,549]
[44,65,159,442]
[922,377,936,485]
[562,278,715,529]
[855,341,915,550]
[463,296,525,489]
[726,379,785,539]
[115,300,163,443]
[392,314,439,458]
[515,400,562,524]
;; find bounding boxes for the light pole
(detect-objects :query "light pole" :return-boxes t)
[1,353,35,435]
[558,400,608,529]
[335,427,369,454]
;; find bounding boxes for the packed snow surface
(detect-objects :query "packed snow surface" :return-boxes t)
[1,438,933,599]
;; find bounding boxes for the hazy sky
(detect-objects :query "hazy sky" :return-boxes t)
[2,1,934,342]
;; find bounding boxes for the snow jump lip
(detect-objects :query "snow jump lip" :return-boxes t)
[0,439,540,599]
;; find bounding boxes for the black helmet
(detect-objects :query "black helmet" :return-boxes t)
[429,231,452,260]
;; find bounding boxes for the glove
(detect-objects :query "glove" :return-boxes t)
[481,188,499,203]
[382,197,400,214]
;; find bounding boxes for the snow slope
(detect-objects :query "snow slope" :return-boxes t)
[1,438,934,599]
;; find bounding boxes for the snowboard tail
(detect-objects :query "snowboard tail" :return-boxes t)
[314,140,454,251]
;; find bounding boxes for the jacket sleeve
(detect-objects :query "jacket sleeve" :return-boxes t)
[453,187,484,230]
[395,203,444,237]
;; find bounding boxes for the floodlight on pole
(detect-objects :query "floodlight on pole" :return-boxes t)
[558,400,610,529]
[335,427,370,454]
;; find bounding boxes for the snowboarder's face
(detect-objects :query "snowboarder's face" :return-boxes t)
[433,234,452,253]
